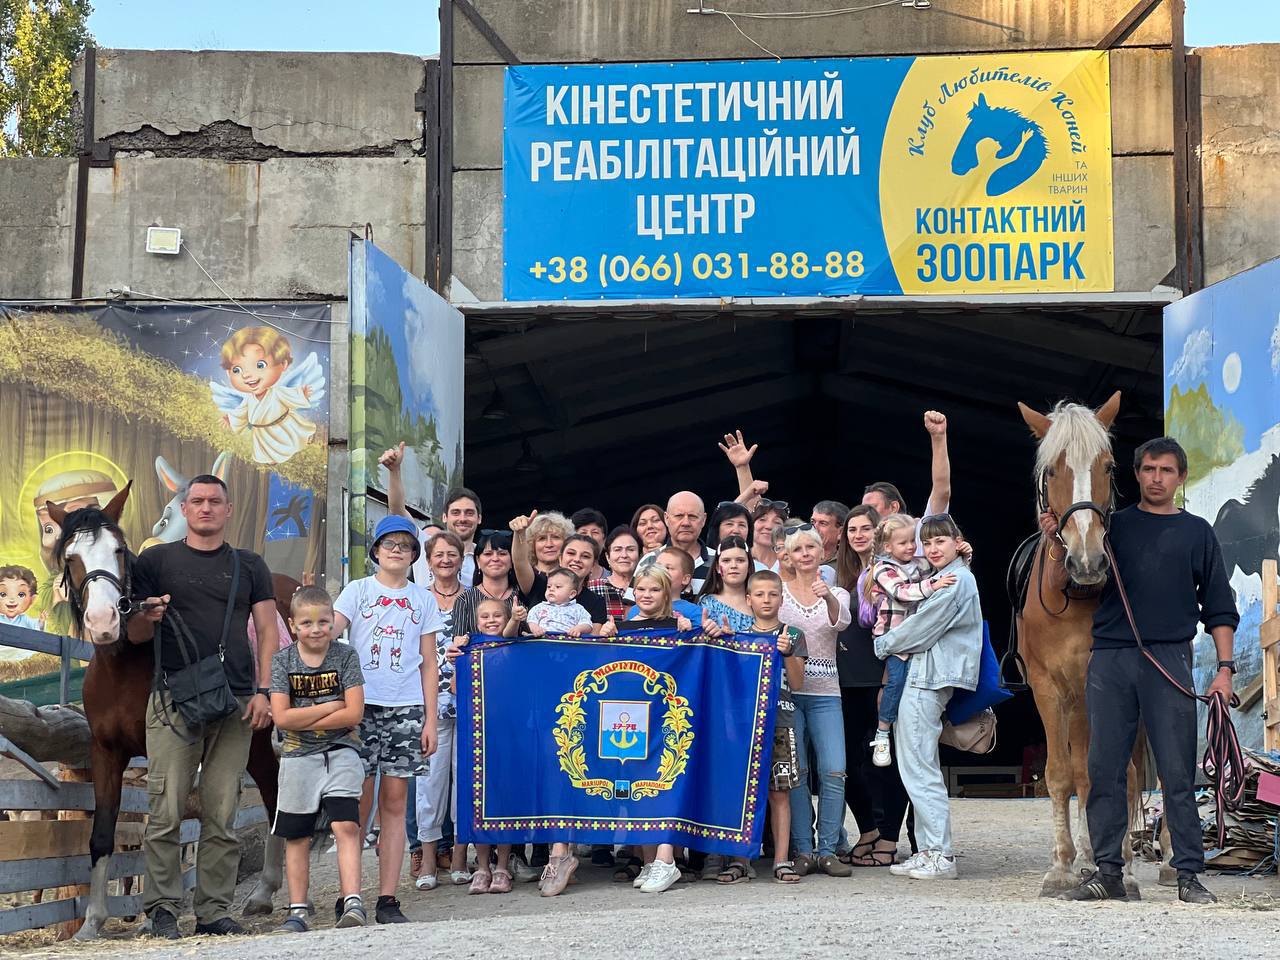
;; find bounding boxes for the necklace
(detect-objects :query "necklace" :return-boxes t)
[477,582,512,601]
[432,581,461,599]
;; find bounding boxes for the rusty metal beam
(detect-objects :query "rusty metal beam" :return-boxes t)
[1094,0,1165,50]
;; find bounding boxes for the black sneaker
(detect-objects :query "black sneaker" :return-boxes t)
[1061,870,1128,901]
[336,897,367,928]
[1178,875,1218,903]
[334,897,344,925]
[375,895,410,924]
[148,909,181,940]
[530,843,550,869]
[194,917,247,936]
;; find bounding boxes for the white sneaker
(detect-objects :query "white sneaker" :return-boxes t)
[640,858,680,893]
[870,736,892,767]
[631,862,653,889]
[888,851,928,876]
[908,850,958,880]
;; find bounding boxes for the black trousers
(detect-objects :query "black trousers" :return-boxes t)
[840,686,913,848]
[1085,643,1203,876]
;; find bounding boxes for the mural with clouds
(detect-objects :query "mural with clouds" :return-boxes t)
[1163,256,1280,748]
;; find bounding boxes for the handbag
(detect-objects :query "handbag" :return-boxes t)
[946,621,1014,725]
[939,706,998,754]
[153,548,241,734]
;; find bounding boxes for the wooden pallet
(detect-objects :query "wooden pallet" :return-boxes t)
[1261,559,1280,753]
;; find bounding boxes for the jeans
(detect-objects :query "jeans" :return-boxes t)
[406,777,419,850]
[788,694,845,857]
[896,685,954,856]
[1086,643,1202,875]
[877,657,909,726]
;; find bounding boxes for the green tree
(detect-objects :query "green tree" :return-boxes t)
[1165,382,1246,482]
[0,0,93,157]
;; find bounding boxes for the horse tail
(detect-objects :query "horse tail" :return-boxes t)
[987,128,1047,197]
[1129,722,1151,831]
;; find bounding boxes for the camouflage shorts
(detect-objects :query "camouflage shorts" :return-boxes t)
[770,725,801,792]
[356,704,426,778]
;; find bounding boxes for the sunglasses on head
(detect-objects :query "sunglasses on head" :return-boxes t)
[783,521,814,533]
[477,528,514,546]
[755,498,790,518]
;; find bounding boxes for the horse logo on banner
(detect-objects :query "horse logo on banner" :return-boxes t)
[555,660,693,801]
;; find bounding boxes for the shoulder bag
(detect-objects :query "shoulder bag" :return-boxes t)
[939,706,998,754]
[153,548,242,734]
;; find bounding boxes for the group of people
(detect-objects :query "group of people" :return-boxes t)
[127,405,1236,939]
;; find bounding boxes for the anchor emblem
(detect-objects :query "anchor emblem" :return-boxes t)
[599,700,649,764]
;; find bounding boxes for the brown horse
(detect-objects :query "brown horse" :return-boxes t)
[48,484,291,939]
[1016,393,1145,897]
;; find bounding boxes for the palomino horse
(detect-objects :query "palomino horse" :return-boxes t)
[49,484,288,939]
[1016,393,1146,897]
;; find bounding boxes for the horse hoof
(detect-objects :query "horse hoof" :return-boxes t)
[1157,866,1177,887]
[1039,869,1078,896]
[72,924,101,942]
[242,897,274,917]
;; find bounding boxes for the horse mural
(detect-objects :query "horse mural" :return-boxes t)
[951,93,1048,197]
[1212,452,1280,579]
[1015,393,1149,898]
[48,485,289,939]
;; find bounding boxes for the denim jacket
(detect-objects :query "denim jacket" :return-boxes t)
[873,558,982,692]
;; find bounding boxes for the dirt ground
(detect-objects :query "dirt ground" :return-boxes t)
[8,798,1279,959]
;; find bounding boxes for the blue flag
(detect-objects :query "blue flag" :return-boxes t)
[457,631,780,858]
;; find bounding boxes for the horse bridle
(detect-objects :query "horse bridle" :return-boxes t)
[61,551,136,624]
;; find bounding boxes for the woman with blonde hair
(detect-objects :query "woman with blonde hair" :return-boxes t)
[781,523,852,878]
[525,511,574,575]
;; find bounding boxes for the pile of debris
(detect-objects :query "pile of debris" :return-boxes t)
[1201,749,1280,874]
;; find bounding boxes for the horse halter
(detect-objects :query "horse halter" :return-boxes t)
[1036,468,1117,545]
[61,549,134,623]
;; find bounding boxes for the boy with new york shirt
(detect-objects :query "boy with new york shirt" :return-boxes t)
[333,516,445,925]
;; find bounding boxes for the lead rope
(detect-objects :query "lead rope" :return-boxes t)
[1101,537,1245,849]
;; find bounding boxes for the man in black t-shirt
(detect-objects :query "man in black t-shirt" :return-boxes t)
[129,474,280,939]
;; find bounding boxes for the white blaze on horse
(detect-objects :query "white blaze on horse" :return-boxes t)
[50,484,284,940]
[1016,393,1149,898]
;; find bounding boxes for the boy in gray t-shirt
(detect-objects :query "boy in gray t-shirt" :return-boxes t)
[269,587,366,932]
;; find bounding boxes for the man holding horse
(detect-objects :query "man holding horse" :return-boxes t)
[1047,438,1237,905]
[130,473,280,938]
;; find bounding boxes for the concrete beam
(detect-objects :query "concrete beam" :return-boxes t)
[79,49,427,155]
[0,159,76,299]
[1196,43,1280,285]
[454,65,504,170]
[82,157,426,300]
[455,0,1172,64]
[1110,48,1174,155]
[1113,154,1176,292]
[451,169,503,302]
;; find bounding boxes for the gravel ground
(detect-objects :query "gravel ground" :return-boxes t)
[11,798,1279,959]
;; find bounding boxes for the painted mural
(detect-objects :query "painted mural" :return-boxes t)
[0,302,331,681]
[1163,256,1280,748]
[348,239,464,579]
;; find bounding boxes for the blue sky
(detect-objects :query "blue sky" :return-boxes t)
[87,0,1275,54]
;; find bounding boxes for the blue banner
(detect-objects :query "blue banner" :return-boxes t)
[457,631,779,857]
[502,52,1114,299]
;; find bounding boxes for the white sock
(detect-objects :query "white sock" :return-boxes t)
[874,729,889,741]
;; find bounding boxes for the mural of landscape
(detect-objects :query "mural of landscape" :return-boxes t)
[1164,257,1280,748]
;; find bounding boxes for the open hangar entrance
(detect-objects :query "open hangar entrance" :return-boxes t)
[459,295,1167,788]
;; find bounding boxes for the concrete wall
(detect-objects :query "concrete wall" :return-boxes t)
[449,0,1180,301]
[1197,44,1280,286]
[0,159,76,299]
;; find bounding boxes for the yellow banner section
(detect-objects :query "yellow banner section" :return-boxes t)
[881,50,1113,294]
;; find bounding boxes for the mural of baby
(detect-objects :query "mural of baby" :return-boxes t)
[0,565,44,631]
[209,326,326,466]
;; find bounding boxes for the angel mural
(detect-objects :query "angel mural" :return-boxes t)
[209,326,326,465]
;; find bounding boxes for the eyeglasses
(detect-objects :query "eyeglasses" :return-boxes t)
[379,540,416,553]
[782,522,814,533]
[754,498,790,519]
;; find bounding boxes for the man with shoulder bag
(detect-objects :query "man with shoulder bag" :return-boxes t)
[129,474,280,939]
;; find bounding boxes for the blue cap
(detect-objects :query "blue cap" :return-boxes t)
[371,515,421,564]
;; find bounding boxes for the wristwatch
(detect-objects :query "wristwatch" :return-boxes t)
[255,686,270,696]
[1216,660,1236,674]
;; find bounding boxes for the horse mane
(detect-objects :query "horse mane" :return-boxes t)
[52,507,127,568]
[1244,453,1280,504]
[1034,401,1112,481]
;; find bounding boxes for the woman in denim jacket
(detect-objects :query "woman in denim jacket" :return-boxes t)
[873,515,981,881]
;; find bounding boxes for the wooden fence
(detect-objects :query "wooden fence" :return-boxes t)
[0,766,266,938]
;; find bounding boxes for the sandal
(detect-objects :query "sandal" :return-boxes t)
[450,869,473,885]
[717,861,752,885]
[849,840,896,868]
[612,857,644,883]
[675,858,698,883]
[773,861,801,884]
